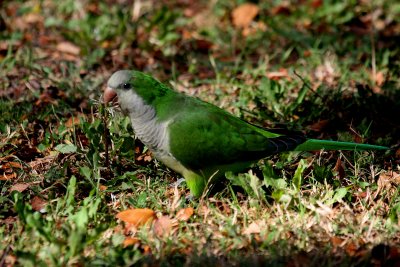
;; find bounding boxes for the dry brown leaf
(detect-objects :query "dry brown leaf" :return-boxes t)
[331,236,345,247]
[153,215,172,237]
[123,237,139,247]
[143,154,152,162]
[176,207,194,221]
[375,171,400,199]
[232,3,259,28]
[1,172,17,180]
[271,4,291,16]
[266,68,290,81]
[333,157,345,179]
[4,255,16,267]
[243,221,261,235]
[9,183,30,192]
[142,244,151,254]
[3,162,23,169]
[65,114,85,128]
[99,184,107,191]
[373,71,385,86]
[345,241,358,256]
[116,208,156,227]
[308,119,329,132]
[31,196,47,212]
[310,0,323,8]
[378,172,400,187]
[395,148,400,159]
[56,42,81,55]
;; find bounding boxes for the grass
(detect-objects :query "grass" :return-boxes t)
[1,0,400,266]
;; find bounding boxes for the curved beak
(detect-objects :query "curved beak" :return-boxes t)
[104,87,117,104]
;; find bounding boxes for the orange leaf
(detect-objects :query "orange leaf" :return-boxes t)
[176,207,194,221]
[116,208,156,227]
[372,71,385,87]
[56,41,81,55]
[308,119,329,132]
[1,173,17,181]
[99,184,107,191]
[123,237,139,247]
[243,222,261,235]
[266,68,290,81]
[331,236,344,247]
[3,162,23,169]
[153,215,172,237]
[31,196,47,212]
[65,114,85,128]
[232,3,259,28]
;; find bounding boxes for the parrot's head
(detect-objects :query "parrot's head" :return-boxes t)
[104,70,132,103]
[104,70,138,115]
[105,70,160,117]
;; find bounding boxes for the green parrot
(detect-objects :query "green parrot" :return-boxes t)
[104,70,388,197]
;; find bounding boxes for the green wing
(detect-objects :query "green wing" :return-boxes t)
[168,101,305,172]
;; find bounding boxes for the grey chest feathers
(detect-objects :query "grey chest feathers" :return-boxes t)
[117,90,188,175]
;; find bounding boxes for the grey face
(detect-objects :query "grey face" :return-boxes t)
[107,70,132,90]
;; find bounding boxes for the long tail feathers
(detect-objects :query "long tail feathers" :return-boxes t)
[294,139,389,151]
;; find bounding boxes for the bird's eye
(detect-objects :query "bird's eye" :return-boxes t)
[122,83,131,90]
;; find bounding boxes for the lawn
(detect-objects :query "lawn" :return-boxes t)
[1,1,400,266]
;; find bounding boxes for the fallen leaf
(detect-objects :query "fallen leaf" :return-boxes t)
[331,236,345,247]
[0,173,17,181]
[303,50,312,57]
[243,221,261,235]
[153,215,172,237]
[143,154,152,162]
[65,114,85,128]
[308,119,329,132]
[310,0,323,8]
[31,196,47,212]
[333,157,345,179]
[99,184,107,191]
[123,237,139,247]
[379,172,400,187]
[56,41,81,55]
[3,162,23,169]
[9,183,30,192]
[142,244,151,254]
[1,161,23,180]
[266,68,290,80]
[116,208,156,227]
[176,207,194,221]
[345,241,358,256]
[232,3,259,28]
[372,71,385,87]
[375,171,400,198]
[271,4,291,16]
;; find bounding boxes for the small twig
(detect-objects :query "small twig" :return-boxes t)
[370,14,376,84]
[20,123,32,147]
[293,70,323,99]
[102,102,110,169]
[0,243,11,266]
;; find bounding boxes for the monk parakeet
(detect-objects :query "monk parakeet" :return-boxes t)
[104,70,388,197]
